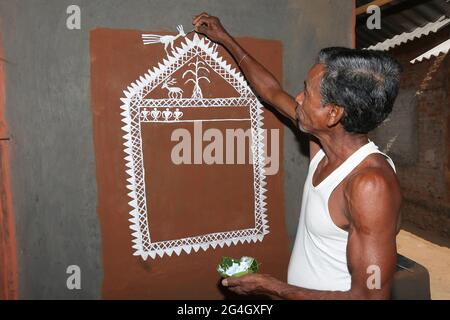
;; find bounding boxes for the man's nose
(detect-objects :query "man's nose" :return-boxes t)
[295,91,304,105]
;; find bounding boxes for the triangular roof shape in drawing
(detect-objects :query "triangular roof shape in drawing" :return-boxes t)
[121,33,256,104]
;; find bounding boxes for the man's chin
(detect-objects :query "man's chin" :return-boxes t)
[297,123,307,133]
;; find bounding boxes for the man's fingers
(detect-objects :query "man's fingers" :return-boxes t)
[194,24,207,35]
[222,277,240,287]
[192,15,201,25]
[192,12,210,25]
[228,287,244,295]
[193,16,211,29]
[194,18,213,36]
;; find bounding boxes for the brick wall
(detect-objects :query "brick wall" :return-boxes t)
[378,26,450,239]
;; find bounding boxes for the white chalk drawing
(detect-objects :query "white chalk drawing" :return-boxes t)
[183,57,210,99]
[142,25,186,55]
[150,108,161,121]
[162,108,173,121]
[121,31,268,260]
[161,77,183,99]
[141,108,150,121]
[205,39,219,54]
[173,108,183,121]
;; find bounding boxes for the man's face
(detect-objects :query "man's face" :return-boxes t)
[295,64,330,134]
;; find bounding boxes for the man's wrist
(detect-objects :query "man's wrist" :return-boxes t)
[261,276,285,299]
[219,31,236,47]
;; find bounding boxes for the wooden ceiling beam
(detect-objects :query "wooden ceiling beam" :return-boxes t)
[356,0,394,15]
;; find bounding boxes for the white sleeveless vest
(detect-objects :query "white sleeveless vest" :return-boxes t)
[287,141,396,291]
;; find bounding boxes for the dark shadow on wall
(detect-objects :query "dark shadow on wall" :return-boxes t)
[263,102,310,158]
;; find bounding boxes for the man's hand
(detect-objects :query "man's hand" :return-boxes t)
[222,273,277,296]
[192,13,229,44]
[192,13,298,123]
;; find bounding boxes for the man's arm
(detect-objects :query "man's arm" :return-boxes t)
[341,167,400,299]
[223,168,401,299]
[192,13,297,124]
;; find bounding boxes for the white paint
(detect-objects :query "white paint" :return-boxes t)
[142,25,186,54]
[161,77,183,99]
[121,31,269,259]
[183,57,210,98]
[150,108,161,121]
[145,118,251,123]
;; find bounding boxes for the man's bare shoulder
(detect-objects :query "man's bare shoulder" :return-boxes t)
[348,153,399,190]
[344,154,402,229]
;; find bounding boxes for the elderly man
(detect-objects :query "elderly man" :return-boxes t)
[192,13,402,300]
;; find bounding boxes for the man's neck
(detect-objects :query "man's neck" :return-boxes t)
[317,131,369,165]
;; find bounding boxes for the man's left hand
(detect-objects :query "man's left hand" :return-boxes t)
[221,273,278,296]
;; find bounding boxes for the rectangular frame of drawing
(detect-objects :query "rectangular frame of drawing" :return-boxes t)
[120,34,269,260]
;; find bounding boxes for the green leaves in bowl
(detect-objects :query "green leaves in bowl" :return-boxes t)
[217,256,259,278]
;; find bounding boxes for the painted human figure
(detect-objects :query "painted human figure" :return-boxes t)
[141,108,150,121]
[162,108,173,121]
[150,108,161,121]
[173,108,183,121]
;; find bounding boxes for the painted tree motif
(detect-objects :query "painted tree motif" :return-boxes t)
[182,58,210,99]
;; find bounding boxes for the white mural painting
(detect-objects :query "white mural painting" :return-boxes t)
[121,26,269,260]
[142,25,187,54]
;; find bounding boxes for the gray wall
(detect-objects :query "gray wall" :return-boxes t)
[0,0,353,299]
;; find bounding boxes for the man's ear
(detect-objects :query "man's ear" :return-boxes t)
[326,104,345,127]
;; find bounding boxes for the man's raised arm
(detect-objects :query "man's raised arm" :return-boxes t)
[192,13,298,124]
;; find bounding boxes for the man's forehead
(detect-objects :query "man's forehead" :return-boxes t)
[306,64,325,85]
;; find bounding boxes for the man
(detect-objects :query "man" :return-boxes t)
[192,13,402,299]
